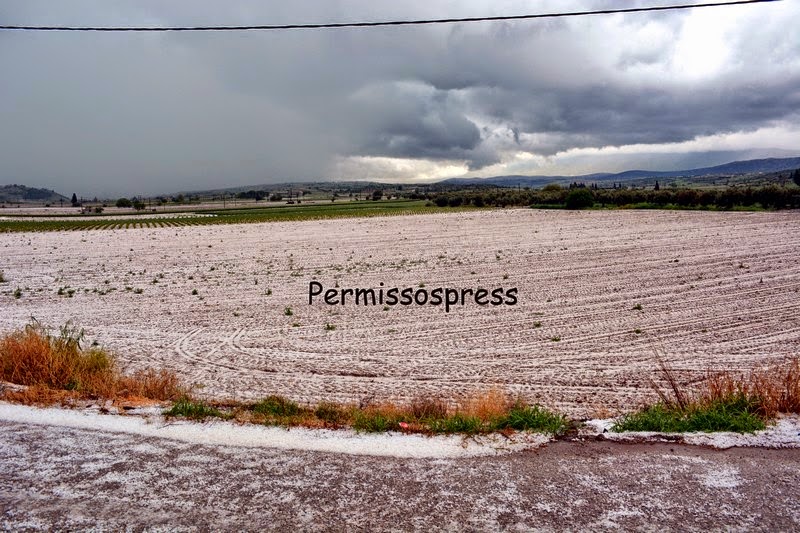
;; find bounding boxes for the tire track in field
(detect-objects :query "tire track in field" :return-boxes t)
[173,328,245,373]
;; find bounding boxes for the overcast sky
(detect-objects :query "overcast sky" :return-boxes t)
[1,0,798,197]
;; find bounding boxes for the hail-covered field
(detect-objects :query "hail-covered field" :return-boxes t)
[1,209,799,417]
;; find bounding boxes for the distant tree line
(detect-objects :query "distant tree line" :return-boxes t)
[236,190,265,201]
[115,197,146,210]
[424,184,800,210]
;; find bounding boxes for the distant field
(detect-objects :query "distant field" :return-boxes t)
[2,209,799,417]
[0,200,459,232]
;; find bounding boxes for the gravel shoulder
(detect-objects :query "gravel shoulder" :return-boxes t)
[2,412,799,531]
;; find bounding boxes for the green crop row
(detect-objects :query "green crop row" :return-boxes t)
[0,201,465,233]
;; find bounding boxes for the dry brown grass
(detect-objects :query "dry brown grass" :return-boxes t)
[649,358,691,411]
[117,369,186,402]
[0,322,186,404]
[616,354,800,433]
[408,395,449,419]
[458,387,513,421]
[702,357,800,418]
[1,383,80,406]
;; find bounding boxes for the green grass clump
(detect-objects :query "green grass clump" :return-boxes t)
[314,402,347,425]
[352,409,404,432]
[612,395,766,433]
[252,395,301,417]
[164,397,226,420]
[611,356,800,434]
[428,413,483,434]
[493,403,568,435]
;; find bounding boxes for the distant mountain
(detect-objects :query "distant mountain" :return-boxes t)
[0,184,68,203]
[440,157,800,187]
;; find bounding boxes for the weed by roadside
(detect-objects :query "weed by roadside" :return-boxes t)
[164,397,227,420]
[160,388,568,436]
[0,321,185,403]
[613,356,800,433]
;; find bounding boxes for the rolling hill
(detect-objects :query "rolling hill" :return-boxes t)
[0,184,68,204]
[439,157,800,188]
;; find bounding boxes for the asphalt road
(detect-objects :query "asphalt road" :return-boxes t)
[1,420,799,531]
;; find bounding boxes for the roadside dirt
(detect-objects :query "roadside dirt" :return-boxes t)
[1,419,798,531]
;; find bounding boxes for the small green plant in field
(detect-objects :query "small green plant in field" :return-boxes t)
[632,303,643,310]
[324,323,336,331]
[550,336,561,342]
[0,271,5,283]
[191,289,198,295]
[164,397,226,421]
[13,288,22,299]
[266,288,272,296]
[284,306,293,316]
[634,328,642,334]
[533,321,542,328]
[383,305,390,311]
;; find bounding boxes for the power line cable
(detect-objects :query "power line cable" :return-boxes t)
[0,0,781,32]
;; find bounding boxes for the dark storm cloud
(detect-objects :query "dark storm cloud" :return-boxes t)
[347,82,482,161]
[0,0,797,194]
[461,76,800,155]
